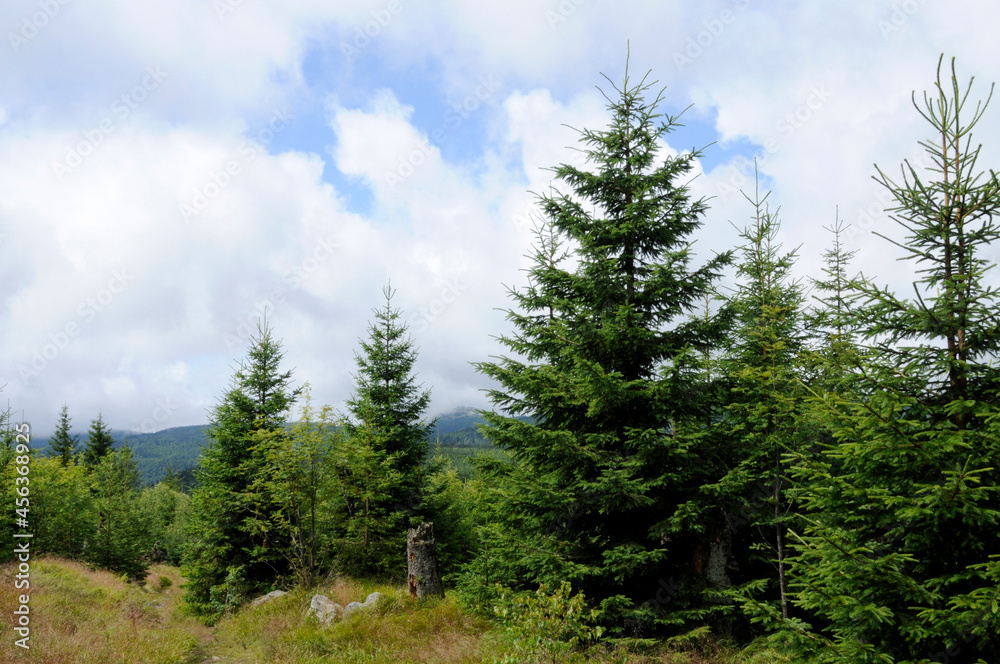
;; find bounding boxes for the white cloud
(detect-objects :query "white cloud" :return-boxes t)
[4,0,1000,434]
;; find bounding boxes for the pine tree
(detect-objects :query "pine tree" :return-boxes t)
[48,404,79,465]
[464,63,732,634]
[771,56,1000,662]
[83,413,114,467]
[182,317,300,622]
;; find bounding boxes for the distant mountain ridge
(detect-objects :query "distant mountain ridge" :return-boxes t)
[33,407,498,485]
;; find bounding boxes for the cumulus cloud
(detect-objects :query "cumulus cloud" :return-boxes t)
[2,0,999,434]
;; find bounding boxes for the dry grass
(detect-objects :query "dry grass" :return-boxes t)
[0,558,784,664]
[0,556,205,664]
[211,579,493,664]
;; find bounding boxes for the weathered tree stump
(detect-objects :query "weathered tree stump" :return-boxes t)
[407,522,444,599]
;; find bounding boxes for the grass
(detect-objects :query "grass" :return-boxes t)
[0,557,207,663]
[0,558,787,663]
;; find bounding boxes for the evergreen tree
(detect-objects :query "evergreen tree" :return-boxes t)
[339,284,433,575]
[703,181,808,629]
[770,57,1000,662]
[48,404,79,465]
[182,317,300,622]
[463,64,732,633]
[88,445,148,581]
[345,284,433,499]
[248,389,342,586]
[83,413,114,467]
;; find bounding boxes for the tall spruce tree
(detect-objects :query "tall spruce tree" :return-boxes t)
[464,64,732,634]
[83,413,114,467]
[48,404,79,465]
[182,318,300,622]
[770,57,1000,662]
[345,285,432,517]
[709,181,807,626]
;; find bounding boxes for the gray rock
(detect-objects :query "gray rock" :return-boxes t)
[251,589,286,608]
[363,591,383,609]
[343,601,364,619]
[308,594,343,624]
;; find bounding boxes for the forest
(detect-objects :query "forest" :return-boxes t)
[1,55,999,664]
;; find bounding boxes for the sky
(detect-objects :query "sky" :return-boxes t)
[3,0,1000,436]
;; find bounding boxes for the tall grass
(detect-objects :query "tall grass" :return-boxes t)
[0,557,785,663]
[0,557,206,663]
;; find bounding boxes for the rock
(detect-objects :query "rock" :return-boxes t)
[307,594,343,624]
[342,601,364,619]
[363,591,383,609]
[251,589,286,608]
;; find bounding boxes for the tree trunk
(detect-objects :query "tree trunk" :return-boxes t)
[407,522,444,599]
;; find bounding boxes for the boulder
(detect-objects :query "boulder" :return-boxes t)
[308,594,343,624]
[251,589,286,608]
[343,601,364,619]
[363,591,383,609]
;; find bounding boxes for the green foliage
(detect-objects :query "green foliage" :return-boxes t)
[768,56,1000,662]
[707,179,809,627]
[492,582,606,664]
[463,62,732,634]
[137,480,191,565]
[83,412,115,467]
[182,317,300,622]
[340,284,434,576]
[335,409,406,577]
[88,446,149,581]
[346,284,433,504]
[418,458,480,579]
[48,403,79,465]
[247,390,342,586]
[30,455,94,558]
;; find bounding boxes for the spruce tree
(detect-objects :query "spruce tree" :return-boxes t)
[83,413,114,466]
[464,64,732,633]
[48,404,79,465]
[346,284,432,490]
[771,57,1000,662]
[710,181,807,625]
[89,446,148,580]
[182,317,300,622]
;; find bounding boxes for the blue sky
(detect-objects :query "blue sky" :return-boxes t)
[2,0,1000,435]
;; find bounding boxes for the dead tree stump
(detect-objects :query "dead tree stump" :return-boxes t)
[407,522,444,599]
